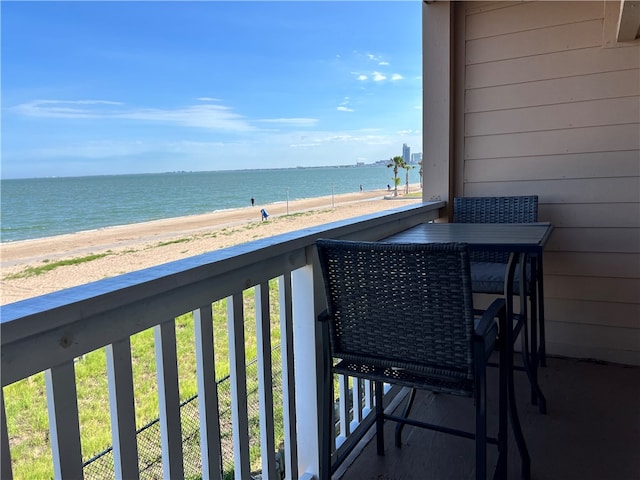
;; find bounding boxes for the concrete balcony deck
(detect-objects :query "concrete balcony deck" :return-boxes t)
[335,354,640,480]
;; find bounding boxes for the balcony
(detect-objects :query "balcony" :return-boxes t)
[1,201,638,480]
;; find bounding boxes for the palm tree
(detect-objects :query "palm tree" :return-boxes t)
[403,162,414,194]
[418,159,423,189]
[387,156,405,197]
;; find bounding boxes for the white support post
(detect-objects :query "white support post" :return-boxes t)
[194,305,222,480]
[227,293,251,479]
[279,272,299,480]
[1,391,13,480]
[422,1,454,205]
[154,321,184,480]
[106,339,139,480]
[45,362,83,480]
[291,264,324,479]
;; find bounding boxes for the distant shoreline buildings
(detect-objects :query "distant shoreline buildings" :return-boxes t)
[370,143,422,166]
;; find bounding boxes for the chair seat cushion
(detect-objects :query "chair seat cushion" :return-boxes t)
[470,261,531,294]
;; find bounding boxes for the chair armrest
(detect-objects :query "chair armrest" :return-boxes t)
[474,299,504,359]
[475,299,504,336]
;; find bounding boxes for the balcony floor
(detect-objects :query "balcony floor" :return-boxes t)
[336,355,640,480]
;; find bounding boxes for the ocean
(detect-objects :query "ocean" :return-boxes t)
[1,165,421,243]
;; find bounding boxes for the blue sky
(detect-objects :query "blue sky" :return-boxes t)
[1,1,423,179]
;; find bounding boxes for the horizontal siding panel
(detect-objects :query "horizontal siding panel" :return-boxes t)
[465,69,640,113]
[466,19,602,65]
[465,97,640,136]
[466,46,640,89]
[547,318,640,352]
[546,227,640,254]
[544,251,640,278]
[546,320,640,365]
[464,178,640,203]
[465,124,640,159]
[466,1,602,40]
[540,203,640,229]
[547,341,640,365]
[464,2,521,17]
[464,151,640,183]
[546,298,640,330]
[545,275,640,304]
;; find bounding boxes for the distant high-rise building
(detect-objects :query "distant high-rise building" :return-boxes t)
[402,144,411,164]
[411,152,423,164]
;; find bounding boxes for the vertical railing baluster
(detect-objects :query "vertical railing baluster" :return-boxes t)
[45,362,83,479]
[1,390,13,480]
[194,305,222,480]
[363,380,373,416]
[279,272,298,480]
[256,282,277,479]
[228,293,251,479]
[337,374,350,445]
[106,339,139,480]
[352,379,362,428]
[154,320,184,480]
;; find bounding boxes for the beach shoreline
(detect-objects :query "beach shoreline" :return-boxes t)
[0,186,421,305]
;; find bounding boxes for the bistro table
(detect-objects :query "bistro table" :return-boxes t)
[382,221,553,479]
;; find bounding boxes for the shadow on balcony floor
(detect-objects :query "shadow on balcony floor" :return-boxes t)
[336,355,640,480]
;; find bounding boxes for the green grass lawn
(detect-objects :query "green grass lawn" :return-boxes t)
[4,280,283,479]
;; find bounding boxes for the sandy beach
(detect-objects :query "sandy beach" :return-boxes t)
[1,188,421,305]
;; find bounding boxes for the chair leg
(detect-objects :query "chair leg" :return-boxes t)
[395,388,417,447]
[375,381,385,456]
[537,255,547,367]
[475,369,487,480]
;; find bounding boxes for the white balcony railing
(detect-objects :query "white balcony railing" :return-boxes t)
[1,201,444,480]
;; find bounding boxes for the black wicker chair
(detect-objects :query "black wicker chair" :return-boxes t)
[453,195,546,412]
[316,239,507,480]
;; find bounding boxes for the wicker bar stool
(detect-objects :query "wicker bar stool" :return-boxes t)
[453,195,547,413]
[316,239,512,480]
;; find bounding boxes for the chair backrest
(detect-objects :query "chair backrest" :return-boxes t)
[316,240,476,382]
[453,195,538,263]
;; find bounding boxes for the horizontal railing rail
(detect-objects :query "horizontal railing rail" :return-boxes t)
[1,201,444,480]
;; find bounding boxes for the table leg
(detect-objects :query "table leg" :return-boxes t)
[529,256,539,402]
[528,256,547,413]
[505,253,531,479]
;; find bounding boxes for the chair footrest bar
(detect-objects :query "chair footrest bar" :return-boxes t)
[383,413,499,446]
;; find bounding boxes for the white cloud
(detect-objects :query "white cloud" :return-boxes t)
[379,61,389,66]
[391,74,404,81]
[13,99,257,132]
[337,106,354,112]
[257,118,318,126]
[372,71,387,82]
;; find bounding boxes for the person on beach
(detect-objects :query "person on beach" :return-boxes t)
[251,197,255,206]
[360,184,363,192]
[260,208,269,221]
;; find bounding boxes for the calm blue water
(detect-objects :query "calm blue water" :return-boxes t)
[1,166,420,242]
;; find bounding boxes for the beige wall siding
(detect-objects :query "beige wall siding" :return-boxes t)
[459,1,640,364]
